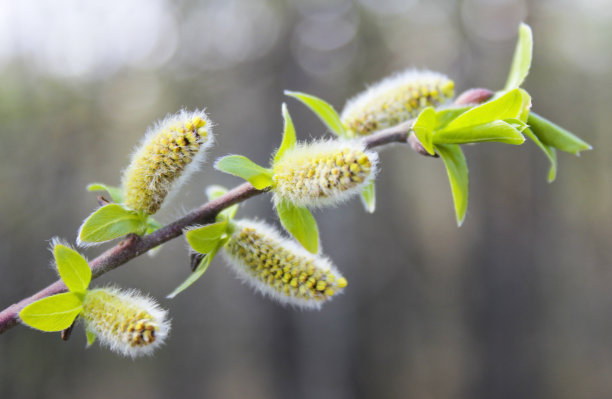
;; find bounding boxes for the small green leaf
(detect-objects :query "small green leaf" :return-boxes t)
[86,330,97,347]
[215,155,273,190]
[523,128,558,182]
[167,238,226,299]
[284,90,349,138]
[517,88,532,121]
[186,220,228,254]
[412,107,436,155]
[443,89,524,131]
[206,185,228,201]
[504,22,533,91]
[78,204,146,244]
[276,200,319,254]
[205,185,239,222]
[434,120,525,145]
[87,183,124,203]
[528,112,592,155]
[434,106,471,130]
[360,181,376,213]
[145,218,164,256]
[436,144,469,227]
[274,103,297,163]
[19,293,83,332]
[218,204,239,222]
[146,218,162,234]
[54,244,91,293]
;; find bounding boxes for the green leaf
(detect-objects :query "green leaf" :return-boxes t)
[86,330,97,347]
[436,144,469,227]
[523,128,558,182]
[145,218,164,256]
[360,181,376,213]
[54,244,91,293]
[412,107,436,155]
[87,183,124,203]
[206,185,228,201]
[284,90,349,138]
[166,239,226,299]
[218,204,239,222]
[146,218,162,234]
[274,103,297,163]
[517,88,532,122]
[186,220,228,254]
[215,155,273,190]
[434,106,471,130]
[276,200,319,254]
[527,112,592,155]
[433,120,525,145]
[205,185,239,222]
[504,23,533,91]
[78,204,146,245]
[443,89,524,131]
[19,292,83,332]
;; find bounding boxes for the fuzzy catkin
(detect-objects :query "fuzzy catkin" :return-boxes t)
[81,288,170,358]
[272,140,378,208]
[341,70,455,136]
[122,110,213,215]
[222,220,347,309]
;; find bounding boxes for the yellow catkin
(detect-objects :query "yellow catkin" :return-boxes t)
[272,140,378,207]
[223,220,347,309]
[81,288,170,358]
[341,70,455,136]
[122,110,213,215]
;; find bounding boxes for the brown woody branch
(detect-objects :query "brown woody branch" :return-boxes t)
[0,88,494,334]
[0,122,418,334]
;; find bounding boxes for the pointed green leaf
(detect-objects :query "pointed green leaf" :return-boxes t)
[167,239,226,299]
[434,106,471,130]
[146,218,162,234]
[527,112,592,155]
[504,23,533,91]
[218,204,239,222]
[144,219,164,257]
[412,107,436,155]
[436,144,469,227]
[434,120,525,145]
[19,292,83,332]
[517,88,532,122]
[54,244,91,293]
[274,103,297,163]
[276,200,319,254]
[215,155,273,190]
[443,89,524,131]
[86,330,97,347]
[186,220,228,254]
[87,183,124,203]
[205,185,239,222]
[360,181,376,213]
[78,204,146,244]
[206,185,228,201]
[284,90,349,138]
[523,128,558,182]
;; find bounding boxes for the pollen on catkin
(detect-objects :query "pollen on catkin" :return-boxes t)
[272,140,378,208]
[121,110,214,215]
[81,287,170,358]
[341,69,455,136]
[222,220,347,309]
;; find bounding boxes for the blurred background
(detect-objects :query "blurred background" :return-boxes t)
[0,0,610,398]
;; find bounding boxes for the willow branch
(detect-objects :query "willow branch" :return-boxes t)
[1,85,497,334]
[0,121,417,334]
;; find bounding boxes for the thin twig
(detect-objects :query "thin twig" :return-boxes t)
[0,122,416,334]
